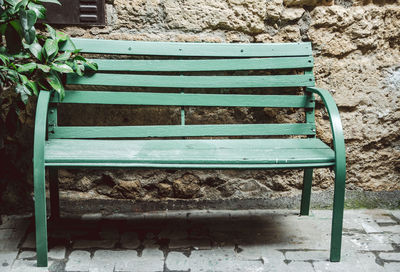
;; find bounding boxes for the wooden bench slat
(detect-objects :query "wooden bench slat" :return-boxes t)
[44,138,334,165]
[66,74,315,88]
[44,162,335,168]
[53,91,314,108]
[90,57,314,72]
[49,124,316,139]
[62,38,312,57]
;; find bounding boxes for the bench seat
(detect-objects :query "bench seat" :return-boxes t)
[45,139,335,168]
[44,138,335,168]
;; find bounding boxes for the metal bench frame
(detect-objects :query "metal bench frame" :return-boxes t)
[33,39,346,266]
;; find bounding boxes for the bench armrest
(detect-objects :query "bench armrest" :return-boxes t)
[306,87,346,178]
[33,91,51,169]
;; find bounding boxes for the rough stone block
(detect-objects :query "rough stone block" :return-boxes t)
[284,250,328,261]
[114,248,164,272]
[287,261,314,271]
[120,232,140,249]
[65,250,91,272]
[17,251,36,259]
[379,252,400,261]
[190,248,265,272]
[48,246,66,260]
[73,239,116,249]
[165,252,189,271]
[90,250,121,272]
[169,238,211,250]
[0,251,18,271]
[21,232,35,249]
[11,259,53,272]
[361,221,383,233]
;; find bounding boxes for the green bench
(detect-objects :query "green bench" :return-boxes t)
[33,39,346,266]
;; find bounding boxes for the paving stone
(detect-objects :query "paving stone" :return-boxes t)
[0,216,29,230]
[169,238,211,250]
[18,251,36,259]
[158,229,188,240]
[313,252,384,272]
[0,251,18,272]
[99,230,119,240]
[114,248,163,272]
[190,248,264,272]
[81,213,102,221]
[120,232,140,249]
[65,250,91,272]
[287,261,314,271]
[21,232,35,249]
[73,239,116,249]
[361,221,383,233]
[103,213,129,220]
[0,229,13,240]
[375,218,397,224]
[0,228,28,251]
[237,244,284,261]
[165,252,189,271]
[388,233,400,244]
[390,211,400,221]
[349,234,394,251]
[90,250,120,272]
[284,250,328,261]
[48,246,66,260]
[10,259,53,272]
[380,225,400,233]
[384,262,400,272]
[379,252,400,261]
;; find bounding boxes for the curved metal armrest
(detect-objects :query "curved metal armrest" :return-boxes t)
[306,87,346,178]
[34,91,51,164]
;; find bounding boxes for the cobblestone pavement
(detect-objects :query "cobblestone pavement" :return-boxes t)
[1,209,400,272]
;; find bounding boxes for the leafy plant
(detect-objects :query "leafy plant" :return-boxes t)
[0,0,97,103]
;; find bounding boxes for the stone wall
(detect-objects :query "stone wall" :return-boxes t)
[2,0,400,213]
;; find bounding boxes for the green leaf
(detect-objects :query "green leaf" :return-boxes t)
[54,51,71,62]
[15,0,29,11]
[43,38,58,59]
[26,80,38,95]
[10,52,30,59]
[85,61,98,71]
[55,30,68,42]
[17,62,36,73]
[0,54,9,65]
[19,9,37,31]
[6,69,19,81]
[37,64,50,72]
[45,24,56,39]
[9,20,23,36]
[24,26,36,44]
[0,24,7,35]
[15,83,31,104]
[46,72,64,98]
[27,2,46,19]
[19,73,28,83]
[29,42,42,61]
[73,61,84,76]
[51,63,74,73]
[74,55,86,61]
[38,0,61,4]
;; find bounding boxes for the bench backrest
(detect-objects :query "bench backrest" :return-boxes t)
[49,39,316,139]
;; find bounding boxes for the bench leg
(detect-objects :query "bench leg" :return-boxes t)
[330,169,346,262]
[300,168,313,216]
[49,168,60,220]
[33,164,48,267]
